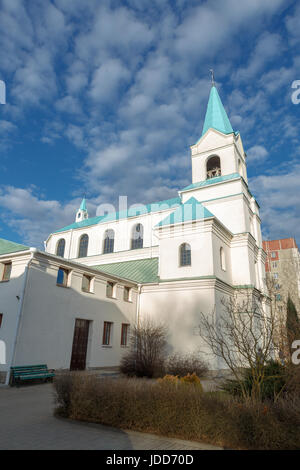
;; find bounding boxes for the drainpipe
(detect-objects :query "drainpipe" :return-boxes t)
[136,284,141,328]
[5,248,36,386]
[134,285,142,366]
[68,229,73,260]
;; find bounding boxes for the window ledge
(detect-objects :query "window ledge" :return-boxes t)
[56,284,69,289]
[0,280,10,283]
[102,345,112,348]
[82,290,94,294]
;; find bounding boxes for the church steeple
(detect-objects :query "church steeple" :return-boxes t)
[200,84,234,139]
[76,197,88,222]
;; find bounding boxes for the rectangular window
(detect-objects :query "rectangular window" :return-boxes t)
[102,321,113,345]
[0,314,3,328]
[276,294,281,301]
[1,262,12,282]
[271,252,276,258]
[57,267,69,287]
[272,262,277,268]
[273,273,278,279]
[121,323,130,346]
[123,286,131,302]
[82,274,92,293]
[106,281,116,298]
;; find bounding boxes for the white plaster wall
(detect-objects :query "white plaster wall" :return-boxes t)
[211,231,232,285]
[157,224,214,280]
[190,130,247,184]
[192,144,238,184]
[140,280,234,370]
[14,255,137,370]
[230,236,257,286]
[0,253,31,379]
[78,246,159,267]
[46,205,180,262]
[181,178,244,204]
[205,195,247,234]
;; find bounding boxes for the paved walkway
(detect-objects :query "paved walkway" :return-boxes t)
[0,383,221,450]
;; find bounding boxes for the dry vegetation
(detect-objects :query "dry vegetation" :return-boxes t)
[54,373,300,450]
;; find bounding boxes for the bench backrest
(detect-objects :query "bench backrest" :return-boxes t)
[11,365,49,376]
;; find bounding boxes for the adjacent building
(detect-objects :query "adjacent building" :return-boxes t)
[263,237,300,315]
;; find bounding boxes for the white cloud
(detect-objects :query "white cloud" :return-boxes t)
[250,163,300,242]
[0,120,17,133]
[0,185,99,247]
[89,59,131,103]
[55,95,82,114]
[233,33,283,83]
[247,145,269,164]
[285,3,300,45]
[0,0,297,247]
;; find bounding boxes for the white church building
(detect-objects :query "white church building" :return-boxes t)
[0,84,267,384]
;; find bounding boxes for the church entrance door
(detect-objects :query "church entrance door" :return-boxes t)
[70,319,90,370]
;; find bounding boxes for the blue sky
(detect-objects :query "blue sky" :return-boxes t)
[0,0,300,248]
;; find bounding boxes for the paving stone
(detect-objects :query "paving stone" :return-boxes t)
[0,383,222,450]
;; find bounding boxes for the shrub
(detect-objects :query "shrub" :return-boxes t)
[54,373,300,449]
[157,374,179,385]
[180,373,203,391]
[221,360,286,401]
[120,319,167,378]
[165,352,208,378]
[53,372,76,417]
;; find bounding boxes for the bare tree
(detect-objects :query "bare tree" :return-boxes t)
[120,318,167,378]
[198,289,278,400]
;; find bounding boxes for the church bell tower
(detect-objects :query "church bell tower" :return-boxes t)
[76,198,88,222]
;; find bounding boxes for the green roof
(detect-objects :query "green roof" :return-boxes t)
[0,238,29,255]
[181,173,241,192]
[156,197,214,227]
[93,257,159,284]
[80,198,87,211]
[54,197,181,234]
[198,85,234,142]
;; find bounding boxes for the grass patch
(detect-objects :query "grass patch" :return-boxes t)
[54,373,300,450]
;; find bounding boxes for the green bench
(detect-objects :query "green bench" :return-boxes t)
[10,364,55,386]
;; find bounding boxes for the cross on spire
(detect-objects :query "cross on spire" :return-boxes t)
[210,69,215,87]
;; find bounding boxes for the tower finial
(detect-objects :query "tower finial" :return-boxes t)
[210,69,215,87]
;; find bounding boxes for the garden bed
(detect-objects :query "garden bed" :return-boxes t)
[53,372,300,450]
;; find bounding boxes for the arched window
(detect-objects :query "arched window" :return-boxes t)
[103,229,115,254]
[206,155,221,179]
[78,234,89,258]
[131,223,143,250]
[220,247,226,271]
[179,243,191,266]
[56,239,65,258]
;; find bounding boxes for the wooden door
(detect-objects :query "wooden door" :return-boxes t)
[70,319,90,371]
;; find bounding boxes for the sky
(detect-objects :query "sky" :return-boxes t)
[0,0,300,248]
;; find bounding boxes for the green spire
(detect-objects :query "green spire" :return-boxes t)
[80,198,87,211]
[200,85,234,139]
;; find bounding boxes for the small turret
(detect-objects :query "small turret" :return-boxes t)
[76,198,88,222]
